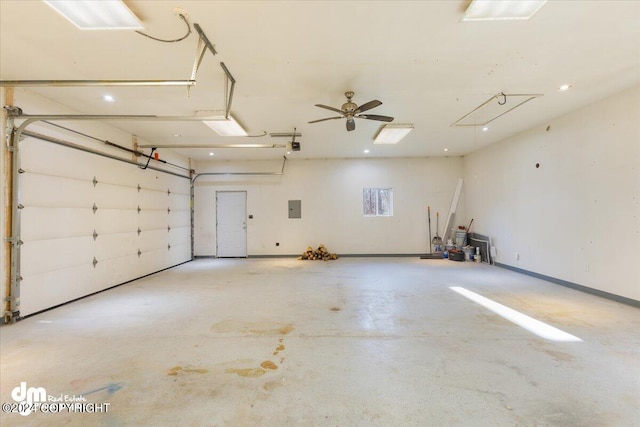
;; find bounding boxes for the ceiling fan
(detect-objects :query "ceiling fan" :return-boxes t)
[309,91,394,132]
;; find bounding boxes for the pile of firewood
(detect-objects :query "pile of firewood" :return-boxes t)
[298,244,339,261]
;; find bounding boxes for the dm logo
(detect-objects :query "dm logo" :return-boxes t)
[11,382,46,416]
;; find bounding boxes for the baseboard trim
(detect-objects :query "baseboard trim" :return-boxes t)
[194,254,429,259]
[495,262,640,308]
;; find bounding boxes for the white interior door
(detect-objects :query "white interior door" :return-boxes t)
[216,191,247,257]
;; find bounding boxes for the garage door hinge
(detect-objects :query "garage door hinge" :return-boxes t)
[168,244,171,250]
[17,204,24,209]
[137,227,142,236]
[92,176,98,187]
[137,184,142,192]
[6,275,23,284]
[137,206,141,214]
[5,237,23,245]
[93,230,98,241]
[92,257,98,268]
[3,106,23,116]
[92,203,98,213]
[138,249,142,257]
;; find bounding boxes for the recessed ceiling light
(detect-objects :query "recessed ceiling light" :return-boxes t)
[286,151,291,155]
[482,126,489,132]
[558,84,572,91]
[444,148,449,152]
[363,149,370,154]
[208,152,214,156]
[102,95,115,103]
[173,133,181,137]
[463,0,547,21]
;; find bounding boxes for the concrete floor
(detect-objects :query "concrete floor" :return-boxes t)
[1,258,639,427]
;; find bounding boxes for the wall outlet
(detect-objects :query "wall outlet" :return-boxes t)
[515,252,520,260]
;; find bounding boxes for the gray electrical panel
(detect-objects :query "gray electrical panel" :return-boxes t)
[288,200,301,219]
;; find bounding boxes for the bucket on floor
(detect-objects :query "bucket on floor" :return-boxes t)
[455,230,467,248]
[463,246,475,261]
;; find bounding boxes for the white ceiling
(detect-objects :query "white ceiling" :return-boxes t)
[1,1,639,161]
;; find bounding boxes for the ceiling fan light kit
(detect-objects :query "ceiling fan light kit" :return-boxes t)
[309,91,394,132]
[374,123,414,145]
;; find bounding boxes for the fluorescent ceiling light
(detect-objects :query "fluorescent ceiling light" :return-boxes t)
[44,0,144,30]
[450,287,582,342]
[463,0,547,21]
[200,112,248,137]
[558,84,572,91]
[373,123,414,145]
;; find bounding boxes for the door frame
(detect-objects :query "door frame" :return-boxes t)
[215,190,247,258]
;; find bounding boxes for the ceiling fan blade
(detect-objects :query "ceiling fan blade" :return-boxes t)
[315,104,344,114]
[346,119,355,132]
[357,114,394,122]
[308,116,342,124]
[355,100,382,113]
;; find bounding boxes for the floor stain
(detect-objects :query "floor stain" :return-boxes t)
[225,368,266,378]
[260,361,278,370]
[211,320,294,336]
[543,350,575,362]
[330,307,341,312]
[263,379,284,391]
[168,366,209,376]
[273,344,285,356]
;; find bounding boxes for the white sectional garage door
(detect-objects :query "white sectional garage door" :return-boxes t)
[18,136,191,316]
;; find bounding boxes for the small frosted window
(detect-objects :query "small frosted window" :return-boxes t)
[363,188,393,216]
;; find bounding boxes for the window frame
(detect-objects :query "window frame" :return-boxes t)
[363,187,394,217]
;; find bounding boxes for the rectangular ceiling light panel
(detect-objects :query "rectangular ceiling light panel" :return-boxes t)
[200,111,248,137]
[373,124,414,144]
[44,0,144,30]
[463,0,547,21]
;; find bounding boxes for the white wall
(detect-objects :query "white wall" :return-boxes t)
[463,85,640,301]
[194,157,465,256]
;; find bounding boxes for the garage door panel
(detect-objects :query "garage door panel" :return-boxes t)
[21,237,94,277]
[169,193,190,209]
[21,173,94,208]
[21,207,94,242]
[140,191,170,209]
[139,229,169,251]
[94,210,139,234]
[94,184,138,209]
[94,233,138,260]
[20,266,95,316]
[170,211,191,228]
[17,137,192,316]
[139,210,170,229]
